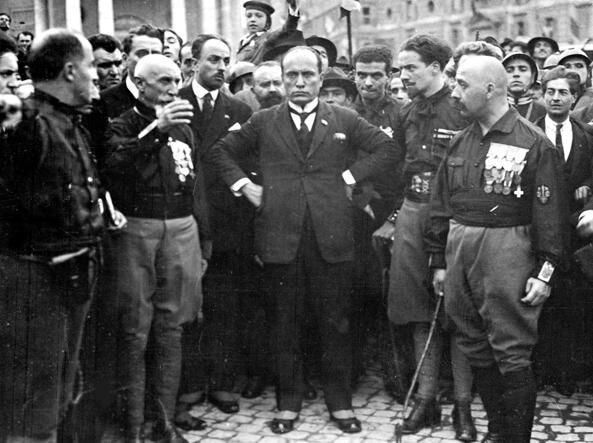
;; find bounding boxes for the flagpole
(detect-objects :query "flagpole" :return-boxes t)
[347,12,353,64]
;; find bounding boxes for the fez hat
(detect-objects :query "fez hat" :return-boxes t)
[243,0,274,15]
[502,52,538,85]
[558,47,591,67]
[305,35,338,67]
[321,67,358,99]
[527,36,559,55]
[543,52,562,70]
[228,61,256,93]
[262,30,305,61]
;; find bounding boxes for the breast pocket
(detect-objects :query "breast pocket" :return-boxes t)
[446,156,466,190]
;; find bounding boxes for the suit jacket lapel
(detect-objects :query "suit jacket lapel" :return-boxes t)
[182,87,202,141]
[275,102,304,160]
[307,102,331,159]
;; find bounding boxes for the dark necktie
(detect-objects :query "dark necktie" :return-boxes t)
[202,92,213,123]
[555,123,565,160]
[290,107,316,156]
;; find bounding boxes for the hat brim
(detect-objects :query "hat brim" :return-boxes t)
[528,37,559,54]
[306,36,338,66]
[243,1,274,15]
[503,52,538,85]
[322,78,358,99]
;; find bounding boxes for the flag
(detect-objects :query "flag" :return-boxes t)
[340,0,361,19]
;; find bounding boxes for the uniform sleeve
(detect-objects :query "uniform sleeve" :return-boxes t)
[531,140,568,269]
[424,155,453,269]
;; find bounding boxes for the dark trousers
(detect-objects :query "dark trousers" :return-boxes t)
[264,213,353,412]
[0,251,98,440]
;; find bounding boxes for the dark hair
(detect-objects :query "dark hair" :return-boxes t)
[163,28,183,47]
[121,24,161,55]
[0,13,11,23]
[449,40,503,76]
[510,41,529,54]
[399,34,452,71]
[0,31,17,56]
[352,45,393,74]
[191,34,230,60]
[28,29,85,82]
[17,31,34,41]
[541,66,580,95]
[88,33,122,53]
[281,46,323,74]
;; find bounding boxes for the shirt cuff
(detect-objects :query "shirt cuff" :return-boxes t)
[288,5,299,15]
[578,209,593,223]
[230,178,252,197]
[342,170,356,186]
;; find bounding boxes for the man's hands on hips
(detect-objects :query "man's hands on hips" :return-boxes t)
[522,277,551,306]
[372,221,396,250]
[577,210,593,237]
[157,99,193,132]
[241,182,263,208]
[432,268,446,297]
[574,186,591,205]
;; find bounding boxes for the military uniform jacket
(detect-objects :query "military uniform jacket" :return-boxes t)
[0,90,104,254]
[395,85,468,207]
[212,101,400,264]
[425,107,567,270]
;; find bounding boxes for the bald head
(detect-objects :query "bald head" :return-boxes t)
[135,54,183,106]
[458,54,508,96]
[135,53,180,81]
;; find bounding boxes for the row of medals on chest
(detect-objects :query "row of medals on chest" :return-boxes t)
[483,148,527,198]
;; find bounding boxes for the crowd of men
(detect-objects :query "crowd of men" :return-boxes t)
[1,1,593,442]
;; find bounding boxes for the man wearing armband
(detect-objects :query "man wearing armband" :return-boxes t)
[426,54,566,443]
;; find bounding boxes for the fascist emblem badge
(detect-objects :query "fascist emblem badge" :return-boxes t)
[536,185,551,204]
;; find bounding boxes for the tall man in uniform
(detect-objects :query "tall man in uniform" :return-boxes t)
[212,45,400,434]
[372,34,475,440]
[0,28,104,442]
[427,54,566,443]
[178,34,253,414]
[104,54,203,443]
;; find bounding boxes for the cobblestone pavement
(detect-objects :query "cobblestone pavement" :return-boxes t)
[101,366,593,443]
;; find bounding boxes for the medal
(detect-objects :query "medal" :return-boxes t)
[493,183,503,194]
[484,184,493,193]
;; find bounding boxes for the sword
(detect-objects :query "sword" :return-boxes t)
[394,290,444,443]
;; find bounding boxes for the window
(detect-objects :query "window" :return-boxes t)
[428,1,435,13]
[362,6,371,24]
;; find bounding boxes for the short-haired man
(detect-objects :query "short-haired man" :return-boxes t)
[235,60,285,111]
[528,36,559,69]
[104,53,203,443]
[163,28,183,63]
[372,34,475,440]
[427,54,565,443]
[0,28,104,442]
[350,44,402,391]
[502,52,546,122]
[389,76,409,105]
[533,66,593,395]
[319,66,357,107]
[0,31,18,93]
[177,34,253,418]
[16,30,33,79]
[212,45,400,434]
[88,33,124,90]
[0,12,11,33]
[88,34,122,89]
[179,42,194,86]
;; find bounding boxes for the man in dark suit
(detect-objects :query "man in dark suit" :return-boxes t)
[534,66,593,395]
[212,46,400,434]
[176,34,253,420]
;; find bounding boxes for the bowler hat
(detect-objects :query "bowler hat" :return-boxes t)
[262,30,305,61]
[243,0,274,15]
[502,52,538,85]
[305,35,338,67]
[527,36,559,55]
[228,61,256,93]
[321,67,358,99]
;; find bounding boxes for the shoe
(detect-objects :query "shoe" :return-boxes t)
[555,371,576,397]
[153,421,188,443]
[452,401,477,442]
[303,380,317,400]
[208,392,239,414]
[401,397,441,434]
[270,412,299,434]
[481,432,504,442]
[174,410,207,431]
[242,376,265,399]
[329,414,362,433]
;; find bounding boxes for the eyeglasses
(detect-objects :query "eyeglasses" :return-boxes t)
[96,60,122,69]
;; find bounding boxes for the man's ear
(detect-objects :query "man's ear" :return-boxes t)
[63,61,76,82]
[135,76,145,92]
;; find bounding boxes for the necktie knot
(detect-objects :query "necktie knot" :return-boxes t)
[556,123,563,132]
[289,106,318,129]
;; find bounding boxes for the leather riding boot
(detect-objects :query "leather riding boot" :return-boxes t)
[452,400,477,442]
[501,368,536,443]
[153,420,188,443]
[122,340,148,434]
[401,397,441,434]
[472,365,504,437]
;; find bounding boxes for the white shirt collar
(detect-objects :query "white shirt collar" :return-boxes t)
[545,114,570,130]
[191,79,219,102]
[288,98,319,114]
[126,75,139,99]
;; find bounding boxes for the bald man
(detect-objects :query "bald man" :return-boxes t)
[104,54,205,443]
[425,54,566,443]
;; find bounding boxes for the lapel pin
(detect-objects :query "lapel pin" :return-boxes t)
[333,132,346,141]
[321,119,328,126]
[224,114,230,119]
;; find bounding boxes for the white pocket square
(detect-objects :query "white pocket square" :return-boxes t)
[228,122,241,131]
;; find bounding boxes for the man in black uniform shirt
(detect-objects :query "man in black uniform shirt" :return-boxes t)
[426,54,566,443]
[0,29,104,442]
